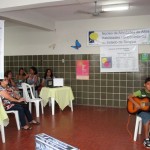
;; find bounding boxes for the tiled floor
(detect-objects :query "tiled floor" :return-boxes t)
[0,105,147,150]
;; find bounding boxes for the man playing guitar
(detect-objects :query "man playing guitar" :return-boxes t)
[128,77,150,148]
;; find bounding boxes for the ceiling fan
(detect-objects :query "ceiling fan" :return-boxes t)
[77,1,103,17]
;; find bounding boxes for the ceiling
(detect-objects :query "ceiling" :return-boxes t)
[0,0,150,31]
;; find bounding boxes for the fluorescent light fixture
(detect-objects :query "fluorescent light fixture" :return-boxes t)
[102,3,129,12]
[50,0,64,2]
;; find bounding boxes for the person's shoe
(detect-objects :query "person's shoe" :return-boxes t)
[29,120,40,125]
[143,139,150,148]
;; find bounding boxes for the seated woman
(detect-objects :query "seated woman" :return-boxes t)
[16,68,28,85]
[41,68,53,87]
[5,70,21,97]
[0,78,39,130]
[27,67,39,90]
[5,70,18,91]
[38,68,53,94]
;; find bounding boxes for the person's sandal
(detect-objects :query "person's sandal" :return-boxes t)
[22,126,32,130]
[30,121,40,125]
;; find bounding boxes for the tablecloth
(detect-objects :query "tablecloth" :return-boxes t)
[39,86,74,110]
[0,100,9,126]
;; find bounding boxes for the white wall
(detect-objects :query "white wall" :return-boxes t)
[4,15,150,56]
[4,25,56,56]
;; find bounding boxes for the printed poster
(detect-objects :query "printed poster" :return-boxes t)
[100,45,139,72]
[0,20,4,79]
[76,60,89,80]
[88,29,150,46]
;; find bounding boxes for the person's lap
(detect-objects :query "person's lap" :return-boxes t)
[138,111,150,124]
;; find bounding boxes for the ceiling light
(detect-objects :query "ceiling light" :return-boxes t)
[102,3,129,12]
[50,0,64,2]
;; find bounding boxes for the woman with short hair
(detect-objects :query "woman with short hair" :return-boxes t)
[0,78,39,130]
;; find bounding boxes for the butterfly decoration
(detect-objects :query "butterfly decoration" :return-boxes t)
[71,40,81,50]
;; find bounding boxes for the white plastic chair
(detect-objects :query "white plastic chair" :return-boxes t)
[6,111,20,130]
[133,115,142,141]
[21,83,44,118]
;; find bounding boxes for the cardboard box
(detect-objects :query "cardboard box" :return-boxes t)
[35,133,79,150]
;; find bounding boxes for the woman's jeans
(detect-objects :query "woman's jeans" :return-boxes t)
[8,104,33,127]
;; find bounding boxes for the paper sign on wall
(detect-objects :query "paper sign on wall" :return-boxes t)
[100,45,139,72]
[88,29,150,46]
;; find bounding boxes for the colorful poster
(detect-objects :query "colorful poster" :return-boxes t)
[76,60,89,80]
[100,45,139,72]
[0,20,4,79]
[88,29,150,46]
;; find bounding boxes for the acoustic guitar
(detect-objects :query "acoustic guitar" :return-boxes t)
[127,97,150,114]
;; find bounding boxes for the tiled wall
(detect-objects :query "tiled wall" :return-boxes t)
[4,54,149,108]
